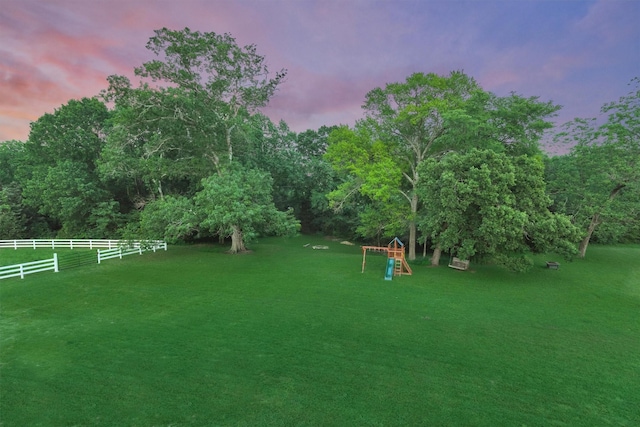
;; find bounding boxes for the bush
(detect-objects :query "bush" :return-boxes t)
[492,253,534,273]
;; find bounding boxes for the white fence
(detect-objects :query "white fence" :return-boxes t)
[97,242,167,264]
[0,239,167,280]
[0,239,165,250]
[0,254,59,280]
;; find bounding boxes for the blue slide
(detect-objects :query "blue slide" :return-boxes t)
[384,258,395,281]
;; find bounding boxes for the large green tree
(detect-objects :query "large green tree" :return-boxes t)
[21,161,122,237]
[325,124,405,242]
[138,165,298,253]
[196,165,299,253]
[100,83,207,203]
[551,77,640,256]
[101,28,288,251]
[293,126,355,235]
[360,71,480,260]
[0,140,54,238]
[326,71,560,261]
[102,27,286,179]
[17,98,119,237]
[417,149,579,271]
[241,114,302,211]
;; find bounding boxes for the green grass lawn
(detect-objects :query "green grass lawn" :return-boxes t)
[1,247,63,266]
[1,237,639,426]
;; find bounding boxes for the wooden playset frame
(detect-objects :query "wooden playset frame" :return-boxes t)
[361,237,412,277]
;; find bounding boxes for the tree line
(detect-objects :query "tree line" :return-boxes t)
[1,28,638,270]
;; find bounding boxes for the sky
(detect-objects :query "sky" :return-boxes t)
[1,0,639,144]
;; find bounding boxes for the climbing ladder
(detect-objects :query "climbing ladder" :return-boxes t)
[395,258,402,275]
[393,255,412,276]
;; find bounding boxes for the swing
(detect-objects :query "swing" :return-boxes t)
[448,253,470,271]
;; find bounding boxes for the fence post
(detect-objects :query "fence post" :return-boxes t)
[53,253,59,272]
[119,248,123,259]
[97,249,101,264]
[20,264,24,279]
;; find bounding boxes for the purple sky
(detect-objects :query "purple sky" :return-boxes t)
[1,0,638,143]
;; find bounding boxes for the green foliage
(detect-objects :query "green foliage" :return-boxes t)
[139,165,299,251]
[21,161,118,238]
[241,119,342,234]
[326,71,561,259]
[139,195,200,243]
[491,253,535,273]
[241,115,302,210]
[326,125,402,206]
[0,140,25,186]
[550,77,640,253]
[324,126,406,241]
[100,83,214,200]
[309,187,360,238]
[98,28,292,245]
[417,149,580,270]
[4,20,631,266]
[196,165,299,243]
[349,72,486,258]
[296,125,336,159]
[355,197,410,245]
[24,98,110,170]
[102,27,287,185]
[484,93,560,156]
[140,27,286,111]
[17,98,117,237]
[0,183,26,238]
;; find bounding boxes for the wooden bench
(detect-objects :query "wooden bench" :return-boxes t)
[546,261,560,269]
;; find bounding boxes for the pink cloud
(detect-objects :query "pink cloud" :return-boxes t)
[575,0,639,44]
[0,28,117,140]
[1,0,637,147]
[266,76,363,131]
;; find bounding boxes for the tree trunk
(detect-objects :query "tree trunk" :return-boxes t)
[578,184,624,258]
[153,179,164,200]
[226,125,235,163]
[578,213,600,258]
[431,243,442,266]
[408,221,416,261]
[229,225,246,254]
[408,193,418,260]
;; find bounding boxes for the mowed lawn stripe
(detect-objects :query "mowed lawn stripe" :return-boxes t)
[1,237,638,426]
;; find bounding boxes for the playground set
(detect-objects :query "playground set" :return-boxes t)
[361,237,412,280]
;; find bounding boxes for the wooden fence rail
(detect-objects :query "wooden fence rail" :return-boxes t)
[0,240,167,280]
[0,239,165,250]
[97,242,166,264]
[0,254,59,280]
